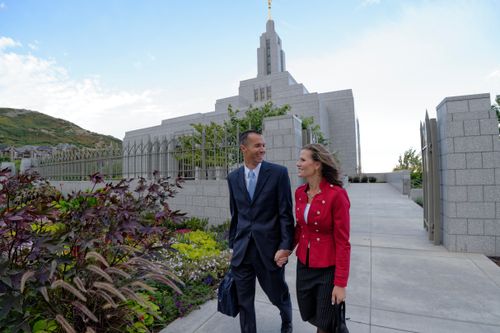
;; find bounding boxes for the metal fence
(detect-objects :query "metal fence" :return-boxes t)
[420,112,441,245]
[122,129,243,181]
[34,129,244,181]
[33,121,320,181]
[34,146,123,181]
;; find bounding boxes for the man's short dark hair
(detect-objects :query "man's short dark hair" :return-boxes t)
[239,130,261,146]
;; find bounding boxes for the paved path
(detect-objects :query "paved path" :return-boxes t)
[161,183,500,333]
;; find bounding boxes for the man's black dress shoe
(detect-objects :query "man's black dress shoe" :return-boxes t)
[281,322,293,333]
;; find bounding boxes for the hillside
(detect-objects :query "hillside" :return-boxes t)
[0,108,121,147]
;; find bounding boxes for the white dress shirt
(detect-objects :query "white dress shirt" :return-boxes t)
[244,162,262,189]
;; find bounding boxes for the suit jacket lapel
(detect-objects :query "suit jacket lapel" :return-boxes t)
[236,166,251,202]
[251,161,271,205]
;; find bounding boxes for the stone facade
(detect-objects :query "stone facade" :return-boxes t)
[123,19,360,177]
[436,93,500,255]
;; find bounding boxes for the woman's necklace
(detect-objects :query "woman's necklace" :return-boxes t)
[306,188,321,199]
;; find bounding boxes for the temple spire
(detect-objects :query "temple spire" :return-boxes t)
[257,7,286,77]
[268,0,272,20]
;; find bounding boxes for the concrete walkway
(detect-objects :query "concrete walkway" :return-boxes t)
[161,183,500,333]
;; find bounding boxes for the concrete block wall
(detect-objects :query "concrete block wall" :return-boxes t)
[323,91,358,177]
[386,170,411,194]
[51,180,123,195]
[168,180,231,225]
[409,188,423,202]
[436,93,500,255]
[263,114,304,189]
[363,171,417,197]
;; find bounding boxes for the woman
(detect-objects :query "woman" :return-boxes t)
[293,143,351,333]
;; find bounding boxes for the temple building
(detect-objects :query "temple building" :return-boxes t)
[123,16,361,176]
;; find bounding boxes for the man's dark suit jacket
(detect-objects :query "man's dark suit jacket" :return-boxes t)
[227,161,294,271]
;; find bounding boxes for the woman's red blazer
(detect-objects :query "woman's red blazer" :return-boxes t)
[294,178,351,287]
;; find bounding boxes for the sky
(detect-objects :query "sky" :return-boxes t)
[0,0,499,172]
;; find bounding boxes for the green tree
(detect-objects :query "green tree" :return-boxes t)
[300,116,328,145]
[393,148,422,173]
[224,102,290,135]
[394,148,422,188]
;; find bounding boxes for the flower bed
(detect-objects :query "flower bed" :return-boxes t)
[149,221,230,330]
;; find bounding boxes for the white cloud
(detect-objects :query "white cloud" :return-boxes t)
[288,2,499,172]
[0,37,21,50]
[489,69,500,79]
[0,3,6,10]
[0,41,209,140]
[28,41,40,51]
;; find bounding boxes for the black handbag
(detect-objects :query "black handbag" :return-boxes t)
[331,301,349,333]
[217,270,239,317]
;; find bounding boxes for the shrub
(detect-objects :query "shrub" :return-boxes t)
[184,217,209,231]
[152,280,215,325]
[368,176,377,183]
[352,176,360,183]
[166,230,230,281]
[0,169,185,332]
[165,216,209,232]
[172,230,221,260]
[361,175,368,183]
[411,171,422,188]
[208,220,230,249]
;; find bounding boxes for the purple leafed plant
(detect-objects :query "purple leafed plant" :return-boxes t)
[0,169,186,333]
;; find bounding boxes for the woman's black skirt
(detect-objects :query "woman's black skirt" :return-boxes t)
[296,258,335,331]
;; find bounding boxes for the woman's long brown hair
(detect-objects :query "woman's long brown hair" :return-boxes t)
[302,143,343,187]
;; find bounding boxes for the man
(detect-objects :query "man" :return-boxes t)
[227,130,294,333]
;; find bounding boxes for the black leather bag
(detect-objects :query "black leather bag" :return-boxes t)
[331,301,349,333]
[217,270,239,317]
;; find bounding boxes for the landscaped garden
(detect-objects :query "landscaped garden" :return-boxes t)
[0,169,230,332]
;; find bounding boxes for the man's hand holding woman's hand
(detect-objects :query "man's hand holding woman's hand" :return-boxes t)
[274,249,291,267]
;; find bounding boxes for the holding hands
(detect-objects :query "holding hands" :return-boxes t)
[274,249,291,267]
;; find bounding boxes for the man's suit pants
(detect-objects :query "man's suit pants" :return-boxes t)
[232,238,292,333]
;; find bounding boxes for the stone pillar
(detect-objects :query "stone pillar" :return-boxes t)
[0,162,16,176]
[122,142,130,179]
[263,114,303,189]
[167,138,177,180]
[436,93,500,255]
[20,158,32,174]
